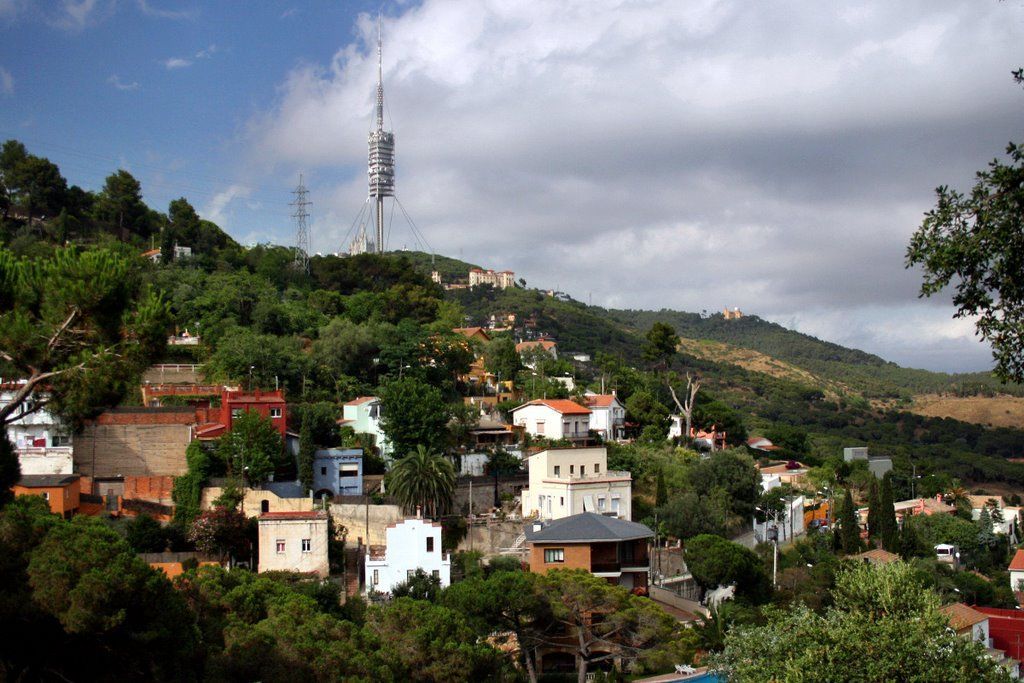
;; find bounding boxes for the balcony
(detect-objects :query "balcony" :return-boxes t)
[591,559,650,574]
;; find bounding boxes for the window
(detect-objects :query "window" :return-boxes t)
[276,539,286,554]
[52,434,71,447]
[598,496,606,510]
[426,537,435,553]
[261,500,270,513]
[321,466,327,476]
[560,497,564,506]
[373,569,379,585]
[536,420,545,435]
[270,407,282,418]
[432,570,440,579]
[231,408,243,418]
[301,538,311,553]
[570,465,575,474]
[553,465,561,477]
[580,465,586,476]
[41,492,50,501]
[544,548,565,563]
[594,463,600,474]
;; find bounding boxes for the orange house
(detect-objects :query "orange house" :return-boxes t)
[13,474,81,518]
[525,512,653,593]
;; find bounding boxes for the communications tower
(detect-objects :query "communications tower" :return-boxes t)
[344,16,431,257]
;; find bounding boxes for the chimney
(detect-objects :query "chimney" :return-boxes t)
[416,505,422,519]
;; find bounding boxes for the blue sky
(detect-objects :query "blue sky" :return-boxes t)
[2,1,1023,374]
[0,1,376,230]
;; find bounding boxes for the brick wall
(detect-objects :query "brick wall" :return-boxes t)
[73,423,192,476]
[529,543,591,573]
[124,475,176,503]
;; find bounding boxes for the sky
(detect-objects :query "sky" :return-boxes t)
[1,0,1022,374]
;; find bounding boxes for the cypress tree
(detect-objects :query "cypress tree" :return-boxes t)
[656,468,668,508]
[298,412,315,494]
[866,478,880,544]
[878,473,899,551]
[839,488,861,554]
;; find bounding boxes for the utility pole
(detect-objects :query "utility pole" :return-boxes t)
[291,173,311,274]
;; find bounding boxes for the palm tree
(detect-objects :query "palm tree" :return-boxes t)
[386,445,456,518]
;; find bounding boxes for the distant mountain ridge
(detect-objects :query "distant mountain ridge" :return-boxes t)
[401,250,1018,400]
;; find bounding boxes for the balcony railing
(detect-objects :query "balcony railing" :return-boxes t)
[562,470,631,481]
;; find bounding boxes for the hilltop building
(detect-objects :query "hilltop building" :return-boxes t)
[469,268,515,289]
[722,307,744,319]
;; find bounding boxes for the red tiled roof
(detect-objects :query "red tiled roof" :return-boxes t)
[851,548,901,564]
[344,396,377,406]
[1010,549,1024,572]
[584,394,617,407]
[258,511,328,521]
[941,603,989,630]
[516,340,557,352]
[452,327,490,340]
[513,399,590,415]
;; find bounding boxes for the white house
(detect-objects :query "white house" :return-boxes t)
[1,382,73,475]
[753,494,806,544]
[583,393,625,441]
[339,396,392,459]
[520,447,632,521]
[365,516,451,595]
[511,399,590,441]
[257,510,330,577]
[968,495,1022,537]
[1010,549,1024,593]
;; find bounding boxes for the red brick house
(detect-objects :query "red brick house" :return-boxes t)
[525,512,653,593]
[195,389,287,440]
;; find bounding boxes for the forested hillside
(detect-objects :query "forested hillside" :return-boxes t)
[3,137,1023,496]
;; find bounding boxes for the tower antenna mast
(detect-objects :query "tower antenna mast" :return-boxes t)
[291,173,311,274]
[366,13,395,254]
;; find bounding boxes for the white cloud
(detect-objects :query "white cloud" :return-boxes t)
[0,65,12,95]
[280,8,298,20]
[233,0,1024,370]
[161,57,192,69]
[203,184,252,230]
[136,0,195,20]
[47,0,105,31]
[161,44,217,70]
[107,74,139,91]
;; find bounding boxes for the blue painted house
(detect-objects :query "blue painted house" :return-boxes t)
[313,448,363,497]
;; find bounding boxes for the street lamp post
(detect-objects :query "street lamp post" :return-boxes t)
[756,505,780,588]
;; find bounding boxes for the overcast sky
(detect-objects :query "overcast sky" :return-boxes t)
[2,1,1022,373]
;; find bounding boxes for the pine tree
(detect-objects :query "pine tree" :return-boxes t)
[879,474,899,551]
[298,412,315,494]
[866,479,880,544]
[839,488,861,555]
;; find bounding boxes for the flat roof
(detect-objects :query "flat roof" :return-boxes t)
[18,474,80,487]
